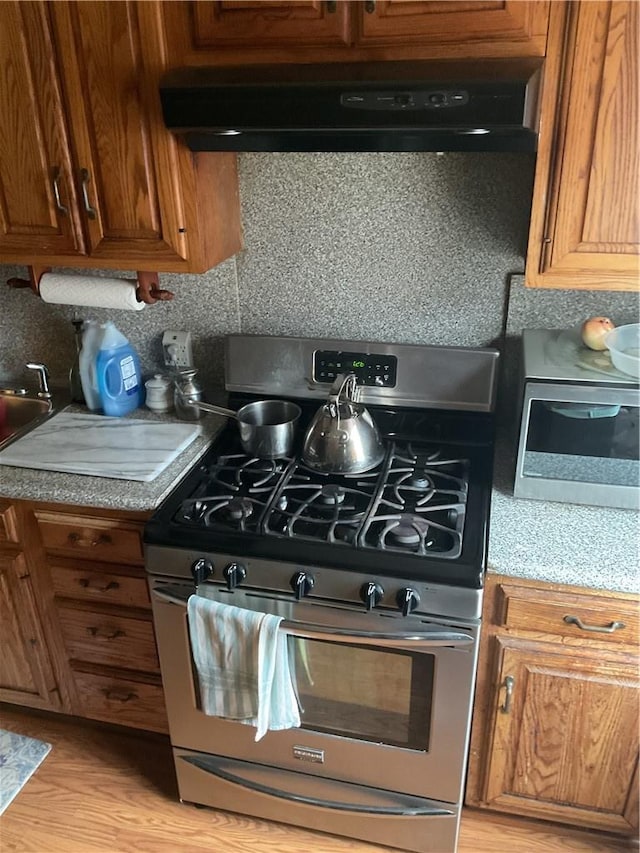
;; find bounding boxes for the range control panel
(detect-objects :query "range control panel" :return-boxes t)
[340,90,469,111]
[313,350,398,387]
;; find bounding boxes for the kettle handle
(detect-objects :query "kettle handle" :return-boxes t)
[328,373,358,409]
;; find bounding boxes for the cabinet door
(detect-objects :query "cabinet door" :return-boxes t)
[0,1,83,258]
[357,1,550,57]
[192,1,352,49]
[527,1,640,290]
[49,1,189,265]
[483,639,639,836]
[0,550,61,710]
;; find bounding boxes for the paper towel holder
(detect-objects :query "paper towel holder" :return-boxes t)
[6,265,174,305]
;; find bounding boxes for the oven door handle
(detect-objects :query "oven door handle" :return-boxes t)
[181,753,456,816]
[151,587,475,647]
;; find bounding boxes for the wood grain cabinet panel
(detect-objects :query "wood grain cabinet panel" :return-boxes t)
[0,0,242,272]
[0,1,84,258]
[0,501,19,544]
[72,669,168,733]
[0,550,61,710]
[164,0,549,65]
[357,1,550,57]
[35,510,145,565]
[50,562,151,609]
[192,1,352,48]
[467,575,640,839]
[58,607,160,672]
[526,0,640,290]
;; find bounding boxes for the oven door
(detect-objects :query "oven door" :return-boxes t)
[150,579,479,804]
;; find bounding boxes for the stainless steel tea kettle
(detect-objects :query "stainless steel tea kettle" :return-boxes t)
[302,374,385,474]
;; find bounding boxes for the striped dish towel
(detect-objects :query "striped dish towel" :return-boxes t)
[187,595,301,741]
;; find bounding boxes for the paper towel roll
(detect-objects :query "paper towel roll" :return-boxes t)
[39,273,145,311]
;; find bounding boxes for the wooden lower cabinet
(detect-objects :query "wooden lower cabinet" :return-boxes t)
[0,549,61,711]
[0,499,168,734]
[467,575,640,838]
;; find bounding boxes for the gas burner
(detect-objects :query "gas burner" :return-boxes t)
[408,473,434,492]
[390,514,430,546]
[320,484,346,505]
[227,497,254,521]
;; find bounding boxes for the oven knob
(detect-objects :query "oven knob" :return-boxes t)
[223,562,247,590]
[191,558,213,585]
[396,587,420,617]
[360,581,384,611]
[291,571,315,600]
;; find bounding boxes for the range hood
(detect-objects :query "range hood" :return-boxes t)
[160,58,542,154]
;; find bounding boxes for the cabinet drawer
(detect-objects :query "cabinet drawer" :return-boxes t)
[51,563,150,609]
[0,502,19,544]
[58,607,159,672]
[499,583,639,646]
[35,511,144,564]
[73,670,168,734]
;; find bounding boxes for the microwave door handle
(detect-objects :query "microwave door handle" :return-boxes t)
[150,588,474,648]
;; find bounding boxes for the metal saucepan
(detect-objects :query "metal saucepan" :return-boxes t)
[184,397,301,459]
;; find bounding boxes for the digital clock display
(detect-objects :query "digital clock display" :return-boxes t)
[313,350,397,387]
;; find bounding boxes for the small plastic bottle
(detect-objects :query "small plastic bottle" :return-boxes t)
[95,322,143,417]
[79,320,103,411]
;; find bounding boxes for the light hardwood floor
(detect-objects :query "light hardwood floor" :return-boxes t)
[0,705,632,853]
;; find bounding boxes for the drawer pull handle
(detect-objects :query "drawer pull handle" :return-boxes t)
[68,532,113,548]
[563,615,626,634]
[501,675,515,714]
[103,688,136,703]
[78,578,120,592]
[87,626,125,640]
[80,168,97,219]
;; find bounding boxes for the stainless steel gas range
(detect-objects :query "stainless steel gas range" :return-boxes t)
[144,334,499,853]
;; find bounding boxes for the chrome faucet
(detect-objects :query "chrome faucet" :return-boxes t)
[26,362,52,400]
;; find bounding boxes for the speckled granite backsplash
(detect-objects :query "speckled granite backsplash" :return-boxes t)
[1,152,637,398]
[2,152,535,393]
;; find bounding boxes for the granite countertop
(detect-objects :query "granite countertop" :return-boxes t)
[488,426,639,595]
[0,404,227,513]
[1,406,637,595]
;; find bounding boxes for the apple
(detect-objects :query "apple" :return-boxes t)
[581,316,615,351]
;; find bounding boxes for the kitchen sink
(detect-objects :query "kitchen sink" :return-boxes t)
[0,391,53,452]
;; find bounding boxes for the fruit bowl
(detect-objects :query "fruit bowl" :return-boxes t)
[605,323,640,378]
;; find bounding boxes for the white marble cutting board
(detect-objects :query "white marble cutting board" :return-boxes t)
[0,412,202,482]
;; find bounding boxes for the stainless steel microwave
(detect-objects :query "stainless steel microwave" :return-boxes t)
[514,329,640,510]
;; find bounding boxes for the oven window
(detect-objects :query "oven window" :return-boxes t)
[524,400,640,485]
[289,637,434,752]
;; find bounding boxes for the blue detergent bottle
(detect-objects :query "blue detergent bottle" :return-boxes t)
[95,322,143,417]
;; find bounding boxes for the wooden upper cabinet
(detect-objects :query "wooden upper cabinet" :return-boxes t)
[192,1,352,49]
[0,2,84,257]
[357,1,550,57]
[526,1,640,290]
[0,1,242,273]
[49,1,189,265]
[164,0,550,65]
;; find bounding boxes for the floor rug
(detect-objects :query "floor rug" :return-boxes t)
[0,729,51,815]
